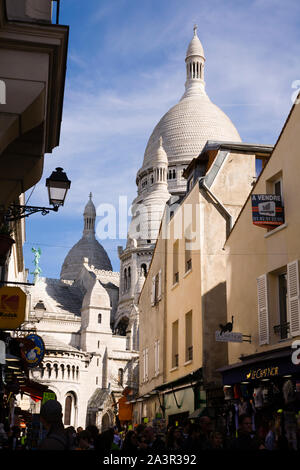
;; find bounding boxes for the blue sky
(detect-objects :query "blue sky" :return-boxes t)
[23,0,300,280]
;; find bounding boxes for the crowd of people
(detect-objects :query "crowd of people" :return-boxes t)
[0,400,298,452]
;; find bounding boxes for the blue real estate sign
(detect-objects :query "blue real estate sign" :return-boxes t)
[251,194,284,229]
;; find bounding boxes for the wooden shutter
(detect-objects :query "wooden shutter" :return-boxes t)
[158,270,162,300]
[145,348,149,380]
[151,276,155,305]
[287,260,300,336]
[142,349,146,382]
[257,274,269,345]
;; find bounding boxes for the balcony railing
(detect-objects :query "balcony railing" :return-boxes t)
[173,354,179,368]
[187,346,193,361]
[273,322,290,339]
[186,259,192,272]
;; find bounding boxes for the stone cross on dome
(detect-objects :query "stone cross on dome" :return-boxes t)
[193,24,198,36]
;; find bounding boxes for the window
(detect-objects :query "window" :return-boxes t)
[141,263,147,276]
[151,270,162,305]
[154,340,160,376]
[185,311,193,362]
[128,267,131,290]
[143,348,149,381]
[98,341,100,348]
[96,377,98,385]
[98,313,102,324]
[124,268,127,292]
[172,321,179,368]
[278,273,288,339]
[64,396,72,426]
[173,240,179,285]
[118,368,124,386]
[185,237,192,273]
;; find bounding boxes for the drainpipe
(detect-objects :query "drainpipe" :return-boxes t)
[199,178,232,238]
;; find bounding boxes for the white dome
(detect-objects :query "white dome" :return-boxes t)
[142,92,241,170]
[139,27,241,175]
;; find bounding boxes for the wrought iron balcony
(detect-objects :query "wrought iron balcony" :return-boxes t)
[187,346,193,361]
[273,322,290,338]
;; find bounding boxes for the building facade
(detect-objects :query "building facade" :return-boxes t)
[20,196,139,429]
[137,139,272,425]
[218,94,300,449]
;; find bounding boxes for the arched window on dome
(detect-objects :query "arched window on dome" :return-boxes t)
[150,174,154,184]
[189,62,192,79]
[124,268,127,292]
[54,363,58,379]
[141,263,147,276]
[173,169,176,179]
[128,267,131,290]
[118,368,124,387]
[98,313,102,324]
[46,363,51,379]
[200,63,202,78]
[193,62,195,78]
[61,364,65,380]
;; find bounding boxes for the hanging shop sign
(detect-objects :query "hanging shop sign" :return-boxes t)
[215,331,243,343]
[0,286,26,329]
[251,194,284,229]
[24,334,45,368]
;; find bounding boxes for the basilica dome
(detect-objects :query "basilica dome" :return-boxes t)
[140,26,241,173]
[60,194,112,280]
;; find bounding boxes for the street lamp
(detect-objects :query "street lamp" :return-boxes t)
[4,168,71,222]
[46,167,71,207]
[33,300,46,322]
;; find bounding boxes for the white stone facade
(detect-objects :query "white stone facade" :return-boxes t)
[21,196,138,429]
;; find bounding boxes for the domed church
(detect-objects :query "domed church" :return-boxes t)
[116,26,241,346]
[22,195,139,430]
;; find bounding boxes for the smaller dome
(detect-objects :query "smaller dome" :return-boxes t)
[186,25,205,58]
[153,137,168,165]
[84,193,96,218]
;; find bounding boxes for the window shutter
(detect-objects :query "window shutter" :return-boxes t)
[158,270,162,300]
[151,276,155,305]
[257,274,269,345]
[142,349,146,382]
[287,260,300,337]
[145,348,149,380]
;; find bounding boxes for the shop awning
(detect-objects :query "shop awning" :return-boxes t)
[217,347,300,385]
[155,368,203,393]
[20,378,50,401]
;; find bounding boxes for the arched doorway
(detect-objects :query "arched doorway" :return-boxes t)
[101,413,111,431]
[63,391,77,427]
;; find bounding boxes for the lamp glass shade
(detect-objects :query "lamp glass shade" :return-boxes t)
[46,167,71,206]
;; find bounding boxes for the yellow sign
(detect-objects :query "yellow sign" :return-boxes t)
[246,366,279,380]
[0,286,26,330]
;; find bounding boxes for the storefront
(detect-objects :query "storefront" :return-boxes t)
[218,347,300,449]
